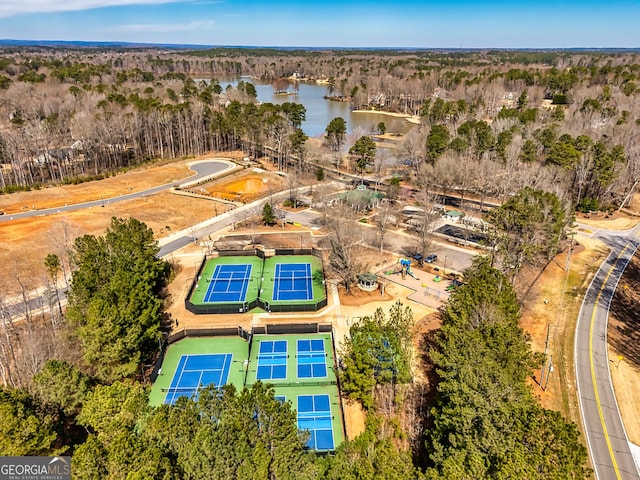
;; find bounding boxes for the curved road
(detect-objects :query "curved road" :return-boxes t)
[0,160,233,223]
[0,159,233,318]
[575,223,640,480]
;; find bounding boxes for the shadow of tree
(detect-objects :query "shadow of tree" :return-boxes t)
[412,328,441,469]
[609,256,640,368]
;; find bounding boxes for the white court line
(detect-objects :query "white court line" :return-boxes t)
[166,354,190,404]
[205,265,222,302]
[305,263,312,300]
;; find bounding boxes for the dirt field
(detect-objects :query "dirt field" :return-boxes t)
[0,155,242,297]
[202,170,286,203]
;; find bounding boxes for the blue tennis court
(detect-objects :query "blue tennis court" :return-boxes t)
[256,340,288,380]
[297,339,327,378]
[164,354,232,405]
[273,263,313,301]
[297,394,334,450]
[203,264,252,303]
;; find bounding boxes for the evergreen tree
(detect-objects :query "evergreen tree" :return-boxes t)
[319,416,420,480]
[349,135,376,177]
[324,117,347,165]
[32,360,93,417]
[0,387,59,456]
[66,217,167,382]
[486,187,567,275]
[145,383,317,480]
[340,302,415,409]
[73,382,175,479]
[425,258,589,479]
[262,202,276,225]
[425,124,449,163]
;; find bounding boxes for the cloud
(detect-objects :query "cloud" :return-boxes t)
[0,0,198,18]
[105,19,215,33]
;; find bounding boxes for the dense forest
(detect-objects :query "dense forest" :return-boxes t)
[0,47,638,212]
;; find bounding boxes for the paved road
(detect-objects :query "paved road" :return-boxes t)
[275,207,475,274]
[575,223,640,480]
[0,160,232,223]
[1,160,233,318]
[158,198,475,273]
[3,174,474,320]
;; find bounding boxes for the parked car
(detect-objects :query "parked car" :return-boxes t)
[425,254,438,263]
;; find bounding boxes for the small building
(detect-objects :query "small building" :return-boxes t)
[335,185,383,211]
[357,273,378,292]
[444,210,464,222]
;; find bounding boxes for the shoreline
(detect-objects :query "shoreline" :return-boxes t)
[351,109,421,125]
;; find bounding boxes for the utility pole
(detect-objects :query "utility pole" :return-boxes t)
[540,323,553,388]
[617,179,638,213]
[542,355,553,391]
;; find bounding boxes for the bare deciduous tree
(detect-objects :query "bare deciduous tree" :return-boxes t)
[322,204,366,294]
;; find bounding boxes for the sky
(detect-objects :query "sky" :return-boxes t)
[0,0,638,48]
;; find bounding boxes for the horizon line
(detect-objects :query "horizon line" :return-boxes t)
[1,39,639,52]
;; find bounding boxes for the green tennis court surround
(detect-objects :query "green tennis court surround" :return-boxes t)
[149,331,344,451]
[188,255,263,313]
[186,250,327,314]
[148,337,247,406]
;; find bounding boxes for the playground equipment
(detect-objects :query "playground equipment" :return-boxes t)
[399,258,419,280]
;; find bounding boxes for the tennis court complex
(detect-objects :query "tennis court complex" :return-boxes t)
[187,253,327,314]
[150,331,344,451]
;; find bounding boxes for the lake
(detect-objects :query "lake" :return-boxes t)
[208,76,416,139]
